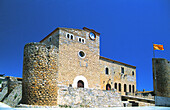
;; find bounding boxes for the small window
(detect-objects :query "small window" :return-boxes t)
[105,67,109,75]
[132,85,135,93]
[71,35,73,40]
[48,37,52,42]
[66,33,74,40]
[129,85,131,92]
[82,39,85,43]
[78,38,81,42]
[124,84,127,92]
[119,83,121,91]
[115,83,117,89]
[78,51,86,58]
[77,37,86,44]
[132,71,134,76]
[67,34,69,38]
[121,67,124,74]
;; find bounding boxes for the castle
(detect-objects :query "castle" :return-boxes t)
[22,27,136,105]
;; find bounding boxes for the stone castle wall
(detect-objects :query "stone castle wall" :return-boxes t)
[152,58,170,106]
[57,86,123,107]
[20,27,137,107]
[152,58,170,97]
[22,42,59,106]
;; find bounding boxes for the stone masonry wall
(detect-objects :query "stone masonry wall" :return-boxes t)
[22,42,59,106]
[99,58,136,95]
[40,28,101,89]
[8,77,22,95]
[57,29,101,89]
[152,58,170,97]
[152,58,170,106]
[3,84,22,107]
[57,86,123,107]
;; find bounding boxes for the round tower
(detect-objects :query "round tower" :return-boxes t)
[22,42,58,106]
[153,58,170,106]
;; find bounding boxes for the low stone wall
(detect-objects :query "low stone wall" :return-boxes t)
[57,86,123,108]
[155,96,170,106]
[8,80,22,95]
[3,84,22,107]
[0,86,8,101]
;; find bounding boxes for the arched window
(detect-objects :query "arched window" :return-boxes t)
[106,84,111,90]
[77,80,84,88]
[70,35,73,40]
[67,34,69,38]
[129,85,131,92]
[105,67,109,75]
[132,71,134,76]
[48,37,52,42]
[132,85,135,93]
[119,83,121,92]
[121,67,124,74]
[115,83,117,89]
[124,84,127,92]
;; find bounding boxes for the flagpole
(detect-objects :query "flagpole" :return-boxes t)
[153,42,157,105]
[153,43,155,58]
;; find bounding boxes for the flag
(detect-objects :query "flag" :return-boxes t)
[153,44,164,50]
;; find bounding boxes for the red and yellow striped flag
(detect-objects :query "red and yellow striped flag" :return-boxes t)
[153,44,164,50]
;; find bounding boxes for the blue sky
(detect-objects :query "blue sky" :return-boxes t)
[0,0,170,91]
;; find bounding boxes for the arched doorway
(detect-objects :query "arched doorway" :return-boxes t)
[72,75,88,88]
[106,84,111,90]
[77,80,84,88]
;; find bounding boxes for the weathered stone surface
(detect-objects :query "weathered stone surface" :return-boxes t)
[22,42,59,106]
[0,86,8,101]
[57,87,123,107]
[3,84,22,107]
[152,58,170,106]
[99,58,136,95]
[155,96,170,106]
[8,78,22,94]
[153,58,170,98]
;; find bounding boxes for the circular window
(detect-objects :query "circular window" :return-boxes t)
[78,51,86,58]
[89,32,96,40]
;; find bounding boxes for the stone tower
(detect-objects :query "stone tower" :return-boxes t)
[40,27,101,89]
[152,58,170,106]
[22,43,59,105]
